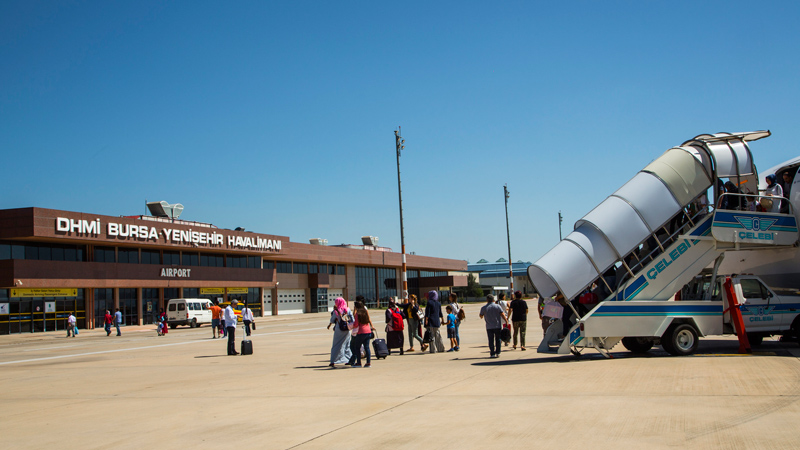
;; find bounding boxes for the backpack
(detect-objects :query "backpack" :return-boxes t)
[457,307,466,321]
[390,308,404,331]
[337,311,351,331]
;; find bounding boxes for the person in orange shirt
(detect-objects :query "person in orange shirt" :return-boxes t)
[208,301,222,339]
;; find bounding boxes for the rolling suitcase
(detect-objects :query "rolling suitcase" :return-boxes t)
[372,338,390,359]
[241,325,253,355]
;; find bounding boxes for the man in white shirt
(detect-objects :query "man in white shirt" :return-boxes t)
[241,304,254,337]
[224,299,239,355]
[66,312,77,338]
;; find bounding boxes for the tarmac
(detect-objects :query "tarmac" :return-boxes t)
[1,303,799,450]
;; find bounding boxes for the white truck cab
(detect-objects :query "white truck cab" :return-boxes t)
[682,274,800,345]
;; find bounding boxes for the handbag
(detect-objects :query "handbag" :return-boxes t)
[252,322,256,330]
[416,309,424,320]
[543,301,564,319]
[423,329,432,344]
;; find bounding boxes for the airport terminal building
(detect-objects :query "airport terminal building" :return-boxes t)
[0,207,467,335]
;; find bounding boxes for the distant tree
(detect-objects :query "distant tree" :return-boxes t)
[465,273,484,298]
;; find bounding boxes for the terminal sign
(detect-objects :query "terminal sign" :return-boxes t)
[55,217,282,252]
[11,288,78,298]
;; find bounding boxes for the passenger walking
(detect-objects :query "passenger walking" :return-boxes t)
[104,310,113,336]
[402,295,426,352]
[114,308,122,336]
[479,294,508,358]
[66,312,76,337]
[224,299,239,355]
[497,293,509,346]
[385,300,405,355]
[241,304,254,337]
[509,291,529,350]
[158,308,169,336]
[424,290,445,353]
[347,297,376,367]
[208,301,222,339]
[327,297,353,368]
[447,293,462,350]
[445,305,458,352]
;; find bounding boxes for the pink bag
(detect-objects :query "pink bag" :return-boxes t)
[542,301,564,319]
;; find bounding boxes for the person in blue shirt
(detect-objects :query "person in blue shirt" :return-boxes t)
[444,305,458,352]
[114,308,122,336]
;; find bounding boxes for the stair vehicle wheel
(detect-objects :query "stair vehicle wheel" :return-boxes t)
[190,318,197,328]
[746,332,763,346]
[666,324,699,356]
[790,317,800,346]
[170,324,177,329]
[622,337,654,354]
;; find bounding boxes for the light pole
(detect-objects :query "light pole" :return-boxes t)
[395,127,408,300]
[558,211,563,241]
[504,184,513,293]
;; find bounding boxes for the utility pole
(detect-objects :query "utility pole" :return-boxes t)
[558,211,563,241]
[395,127,408,300]
[504,184,513,293]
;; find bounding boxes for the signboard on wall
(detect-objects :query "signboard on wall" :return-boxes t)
[200,287,249,295]
[54,216,282,253]
[0,303,8,314]
[45,302,56,313]
[10,288,78,298]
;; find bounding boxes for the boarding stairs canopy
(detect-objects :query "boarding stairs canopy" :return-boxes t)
[528,131,773,302]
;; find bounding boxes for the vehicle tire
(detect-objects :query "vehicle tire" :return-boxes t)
[190,318,197,328]
[170,324,177,329]
[660,326,676,354]
[746,332,763,346]
[790,317,800,345]
[665,324,699,356]
[622,337,654,354]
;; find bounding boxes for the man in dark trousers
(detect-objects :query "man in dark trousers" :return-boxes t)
[223,299,239,355]
[480,294,508,358]
[509,291,529,351]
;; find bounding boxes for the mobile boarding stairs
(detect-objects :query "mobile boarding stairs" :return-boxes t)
[527,131,799,357]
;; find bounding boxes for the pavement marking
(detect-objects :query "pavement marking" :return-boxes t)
[0,327,321,366]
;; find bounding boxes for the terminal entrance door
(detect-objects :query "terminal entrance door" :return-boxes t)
[94,288,114,328]
[1,289,85,335]
[119,289,137,326]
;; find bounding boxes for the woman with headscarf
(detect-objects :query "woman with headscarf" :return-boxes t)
[423,290,445,353]
[327,297,353,368]
[765,174,783,213]
[723,181,741,210]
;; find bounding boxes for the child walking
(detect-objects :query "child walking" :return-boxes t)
[445,305,459,352]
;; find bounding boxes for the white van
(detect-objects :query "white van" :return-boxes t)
[167,298,213,328]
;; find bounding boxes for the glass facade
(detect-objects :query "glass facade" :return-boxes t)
[118,248,139,264]
[355,266,377,308]
[119,288,137,325]
[0,241,85,262]
[142,288,159,324]
[93,288,114,326]
[378,267,397,304]
[141,250,160,264]
[94,247,115,263]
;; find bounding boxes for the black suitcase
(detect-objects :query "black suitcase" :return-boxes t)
[241,325,253,355]
[372,338,390,359]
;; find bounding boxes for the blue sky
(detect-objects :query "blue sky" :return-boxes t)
[2,1,799,264]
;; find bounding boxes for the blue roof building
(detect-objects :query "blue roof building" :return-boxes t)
[467,258,535,296]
